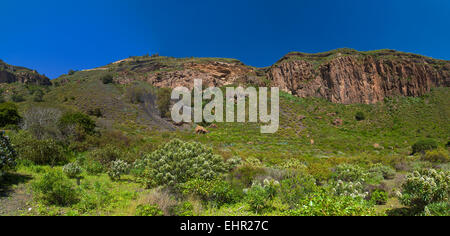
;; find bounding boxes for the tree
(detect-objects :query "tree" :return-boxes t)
[0,102,21,127]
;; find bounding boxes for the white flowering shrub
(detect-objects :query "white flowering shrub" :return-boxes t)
[107,160,130,181]
[141,139,226,187]
[330,180,369,199]
[0,132,16,178]
[333,164,368,182]
[226,156,242,171]
[62,162,82,179]
[399,169,449,211]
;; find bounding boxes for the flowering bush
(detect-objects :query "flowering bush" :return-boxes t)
[330,180,369,199]
[107,160,130,181]
[0,132,16,178]
[140,139,227,187]
[399,169,449,211]
[333,164,368,182]
[226,156,242,171]
[245,178,280,212]
[62,162,83,179]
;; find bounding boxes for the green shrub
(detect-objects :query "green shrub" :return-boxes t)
[84,159,104,175]
[330,180,368,199]
[245,179,280,213]
[333,164,368,182]
[369,163,396,180]
[355,111,366,121]
[399,169,449,211]
[33,89,44,102]
[14,135,66,166]
[135,204,164,216]
[0,102,21,127]
[412,139,438,154]
[141,139,227,187]
[180,178,238,207]
[88,145,121,167]
[59,112,96,135]
[32,169,79,206]
[0,132,17,178]
[107,159,130,181]
[370,190,388,205]
[284,189,376,216]
[423,149,450,163]
[62,162,83,179]
[101,74,114,84]
[10,93,25,102]
[280,173,317,207]
[423,202,450,216]
[172,202,195,216]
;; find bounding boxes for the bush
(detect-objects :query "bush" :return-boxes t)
[33,89,44,102]
[279,173,317,208]
[370,190,388,205]
[87,108,103,118]
[140,139,227,187]
[333,164,368,182]
[88,145,121,167]
[399,169,449,211]
[355,111,365,121]
[107,159,130,181]
[0,132,17,178]
[423,149,450,163]
[10,93,25,102]
[245,179,280,213]
[330,180,369,199]
[101,74,114,84]
[180,178,238,207]
[135,204,164,216]
[62,162,83,179]
[156,88,172,118]
[423,202,450,216]
[412,139,438,154]
[172,202,195,216]
[369,163,396,180]
[0,102,21,127]
[284,189,376,216]
[59,112,96,135]
[32,169,79,206]
[21,107,62,140]
[14,134,66,166]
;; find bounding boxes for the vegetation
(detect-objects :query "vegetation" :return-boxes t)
[0,132,16,178]
[412,139,439,154]
[0,102,21,127]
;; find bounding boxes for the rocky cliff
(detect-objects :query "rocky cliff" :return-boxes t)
[0,60,51,86]
[267,49,450,104]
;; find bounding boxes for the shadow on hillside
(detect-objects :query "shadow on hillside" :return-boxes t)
[0,173,33,198]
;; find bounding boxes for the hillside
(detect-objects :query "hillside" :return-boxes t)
[0,59,51,86]
[1,50,449,216]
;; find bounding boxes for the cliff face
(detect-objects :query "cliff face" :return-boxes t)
[267,50,450,104]
[0,60,51,86]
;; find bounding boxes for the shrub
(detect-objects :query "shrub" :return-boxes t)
[370,190,388,205]
[32,169,79,206]
[279,173,317,207]
[14,135,66,166]
[87,108,103,118]
[156,88,172,118]
[412,139,438,154]
[101,74,114,84]
[62,162,83,179]
[59,112,96,135]
[135,204,164,216]
[399,169,449,211]
[88,145,121,167]
[423,149,450,163]
[284,189,376,216]
[172,202,195,216]
[333,164,368,182]
[245,179,280,213]
[21,107,62,140]
[141,139,227,187]
[369,163,396,180]
[180,178,238,207]
[107,159,130,181]
[423,202,450,216]
[330,180,369,199]
[0,102,21,127]
[84,159,104,175]
[33,89,44,102]
[10,93,25,102]
[355,111,365,121]
[0,132,17,178]
[226,156,242,171]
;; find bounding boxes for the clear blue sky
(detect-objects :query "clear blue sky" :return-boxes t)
[1,0,450,78]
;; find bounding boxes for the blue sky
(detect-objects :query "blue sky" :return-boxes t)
[1,0,449,78]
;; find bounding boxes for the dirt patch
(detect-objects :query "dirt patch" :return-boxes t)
[0,173,33,216]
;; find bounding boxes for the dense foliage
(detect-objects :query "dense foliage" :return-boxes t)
[0,132,16,178]
[412,139,438,154]
[138,139,227,187]
[32,170,79,206]
[0,102,21,127]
